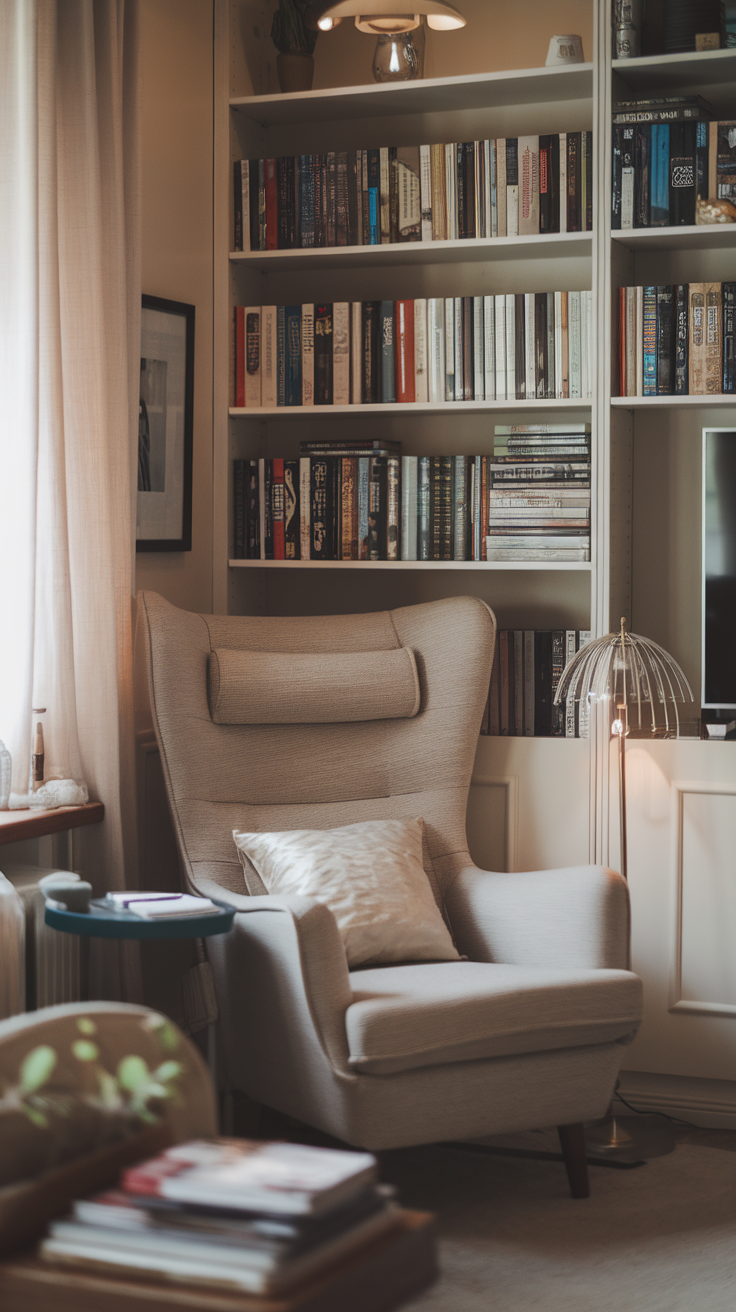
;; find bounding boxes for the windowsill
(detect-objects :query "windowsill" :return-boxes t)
[0,802,104,845]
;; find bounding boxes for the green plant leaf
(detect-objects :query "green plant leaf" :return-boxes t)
[117,1055,150,1091]
[153,1061,182,1084]
[72,1040,99,1062]
[20,1046,57,1092]
[76,1018,97,1035]
[158,1022,179,1054]
[96,1070,121,1109]
[24,1107,49,1128]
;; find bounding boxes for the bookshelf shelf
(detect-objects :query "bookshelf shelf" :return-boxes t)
[228,559,592,572]
[611,395,736,409]
[230,232,592,271]
[612,48,736,97]
[229,400,592,418]
[611,226,736,254]
[230,64,594,128]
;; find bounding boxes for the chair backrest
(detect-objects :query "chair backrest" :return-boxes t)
[138,592,495,905]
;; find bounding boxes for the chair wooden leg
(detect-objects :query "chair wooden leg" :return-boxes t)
[557,1123,590,1199]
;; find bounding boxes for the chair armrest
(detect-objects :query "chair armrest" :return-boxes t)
[445,865,631,971]
[196,881,354,1078]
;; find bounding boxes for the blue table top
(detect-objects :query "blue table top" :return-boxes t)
[44,897,235,940]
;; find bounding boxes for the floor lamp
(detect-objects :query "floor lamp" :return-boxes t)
[554,618,695,1161]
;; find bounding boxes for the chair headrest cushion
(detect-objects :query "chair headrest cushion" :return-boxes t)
[208,646,421,724]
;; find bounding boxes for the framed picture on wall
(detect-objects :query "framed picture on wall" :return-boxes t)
[136,294,194,552]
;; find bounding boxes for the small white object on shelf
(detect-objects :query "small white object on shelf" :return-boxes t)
[705,721,736,739]
[106,892,220,919]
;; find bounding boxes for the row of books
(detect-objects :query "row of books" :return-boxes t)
[233,293,594,409]
[233,426,592,563]
[233,133,593,251]
[618,282,736,396]
[489,425,590,561]
[611,96,736,228]
[40,1138,400,1298]
[481,629,592,738]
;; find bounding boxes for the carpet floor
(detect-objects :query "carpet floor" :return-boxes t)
[377,1133,736,1312]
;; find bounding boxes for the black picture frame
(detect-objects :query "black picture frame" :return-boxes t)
[136,294,194,552]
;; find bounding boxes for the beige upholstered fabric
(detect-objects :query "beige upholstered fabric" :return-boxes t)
[232,818,460,968]
[345,962,642,1074]
[209,647,420,724]
[138,590,643,1158]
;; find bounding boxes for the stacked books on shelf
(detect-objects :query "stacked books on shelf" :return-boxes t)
[487,424,591,562]
[611,97,736,228]
[618,282,735,395]
[481,628,591,737]
[40,1139,401,1298]
[234,294,593,408]
[234,134,593,251]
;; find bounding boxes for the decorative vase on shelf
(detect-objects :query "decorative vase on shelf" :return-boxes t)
[372,32,421,83]
[276,51,315,92]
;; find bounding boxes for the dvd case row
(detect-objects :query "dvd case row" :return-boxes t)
[234,133,593,252]
[234,294,594,409]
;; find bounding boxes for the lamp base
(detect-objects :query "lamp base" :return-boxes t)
[584,1114,675,1163]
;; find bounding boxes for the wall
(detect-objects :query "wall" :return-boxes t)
[136,0,215,615]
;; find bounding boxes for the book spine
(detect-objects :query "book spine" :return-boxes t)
[566,132,580,231]
[379,146,390,244]
[505,137,519,235]
[539,136,551,232]
[336,151,348,246]
[463,296,473,401]
[473,296,485,400]
[350,302,362,402]
[235,306,245,406]
[456,142,465,239]
[428,298,445,403]
[313,154,324,247]
[496,138,507,237]
[444,143,456,240]
[233,459,245,558]
[284,459,299,559]
[584,129,593,231]
[642,286,657,395]
[346,150,358,246]
[285,306,302,405]
[568,292,581,397]
[534,292,546,398]
[276,157,290,249]
[483,295,495,400]
[245,307,261,407]
[276,305,286,406]
[564,629,577,737]
[247,460,259,558]
[368,457,387,560]
[341,457,358,559]
[314,303,333,404]
[357,456,370,557]
[490,138,498,237]
[397,146,421,241]
[635,125,650,227]
[518,135,539,236]
[696,120,709,200]
[454,296,464,401]
[505,294,516,401]
[368,148,380,244]
[430,143,446,240]
[420,144,432,242]
[494,294,506,401]
[611,127,622,230]
[301,305,314,405]
[417,456,430,560]
[377,301,394,404]
[669,122,696,226]
[387,456,400,560]
[514,632,524,736]
[333,302,350,406]
[554,290,563,398]
[430,456,441,560]
[389,145,399,243]
[534,631,552,736]
[635,285,644,394]
[310,458,329,559]
[650,124,670,226]
[258,458,266,558]
[249,158,261,252]
[473,455,481,561]
[299,458,310,559]
[263,458,273,558]
[265,158,277,249]
[656,285,674,395]
[326,151,336,247]
[464,141,476,238]
[300,154,315,247]
[401,456,418,560]
[550,134,560,232]
[414,299,428,402]
[439,455,453,560]
[452,455,467,560]
[551,631,565,736]
[674,284,689,394]
[558,133,567,233]
[689,284,705,394]
[362,301,379,404]
[234,161,243,251]
[704,282,722,393]
[444,297,455,401]
[271,457,285,559]
[723,282,736,393]
[524,293,535,399]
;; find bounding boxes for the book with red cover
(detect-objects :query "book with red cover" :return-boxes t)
[234,307,245,407]
[265,158,278,250]
[394,300,415,403]
[271,458,285,559]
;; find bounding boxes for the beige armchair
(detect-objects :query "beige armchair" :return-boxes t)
[138,590,643,1197]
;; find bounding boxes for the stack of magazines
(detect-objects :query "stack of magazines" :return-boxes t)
[40,1139,398,1297]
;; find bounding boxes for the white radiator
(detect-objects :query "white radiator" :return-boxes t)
[1,865,80,1009]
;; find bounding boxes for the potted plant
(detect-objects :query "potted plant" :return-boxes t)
[271,0,318,93]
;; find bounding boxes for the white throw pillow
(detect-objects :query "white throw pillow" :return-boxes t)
[232,817,460,969]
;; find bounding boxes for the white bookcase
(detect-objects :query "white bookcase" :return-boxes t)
[211,0,736,1120]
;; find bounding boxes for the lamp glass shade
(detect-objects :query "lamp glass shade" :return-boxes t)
[356,14,420,32]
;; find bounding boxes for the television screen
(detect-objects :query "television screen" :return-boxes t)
[703,428,736,709]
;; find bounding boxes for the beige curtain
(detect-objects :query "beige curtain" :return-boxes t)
[0,1,141,991]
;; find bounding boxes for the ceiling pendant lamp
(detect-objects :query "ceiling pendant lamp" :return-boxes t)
[318,1,466,33]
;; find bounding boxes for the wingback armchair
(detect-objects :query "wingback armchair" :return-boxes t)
[138,590,643,1196]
